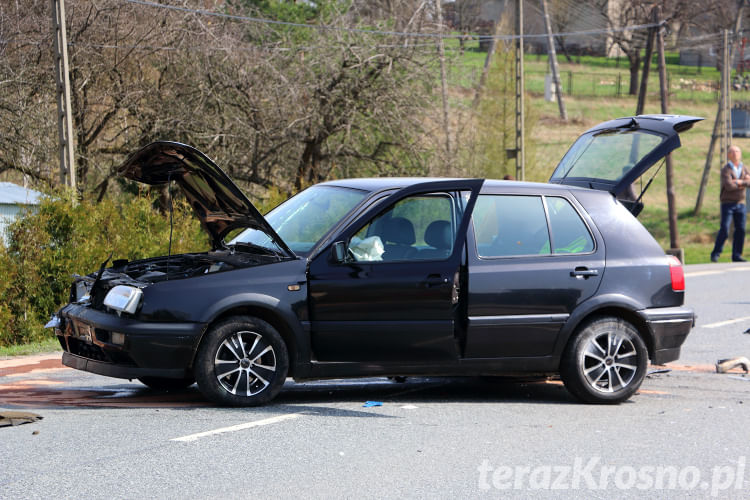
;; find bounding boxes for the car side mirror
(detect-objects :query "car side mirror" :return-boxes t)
[332,241,347,263]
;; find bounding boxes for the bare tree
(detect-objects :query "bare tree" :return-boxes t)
[0,0,440,200]
[597,0,652,95]
[442,0,484,52]
[548,0,581,62]
[0,1,57,186]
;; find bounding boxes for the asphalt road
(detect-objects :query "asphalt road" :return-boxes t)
[1,263,749,499]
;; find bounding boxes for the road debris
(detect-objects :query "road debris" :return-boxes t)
[0,411,43,427]
[362,401,383,408]
[647,368,672,377]
[715,357,750,373]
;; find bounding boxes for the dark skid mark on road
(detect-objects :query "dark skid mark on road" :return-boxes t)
[0,380,211,409]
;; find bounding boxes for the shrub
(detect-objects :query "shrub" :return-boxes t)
[0,193,207,346]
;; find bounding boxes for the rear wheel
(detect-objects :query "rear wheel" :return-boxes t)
[560,317,647,404]
[194,316,288,406]
[138,376,194,391]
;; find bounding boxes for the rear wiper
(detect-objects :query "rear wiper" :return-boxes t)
[592,120,639,137]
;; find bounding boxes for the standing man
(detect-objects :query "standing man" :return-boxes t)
[711,145,750,262]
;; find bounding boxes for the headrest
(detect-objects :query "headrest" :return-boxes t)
[382,217,416,245]
[424,220,452,250]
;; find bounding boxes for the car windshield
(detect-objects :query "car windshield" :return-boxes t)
[550,129,664,183]
[228,185,367,255]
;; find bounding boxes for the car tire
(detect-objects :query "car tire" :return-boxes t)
[138,376,195,391]
[194,316,289,406]
[560,316,648,404]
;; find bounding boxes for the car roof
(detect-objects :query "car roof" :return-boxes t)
[318,177,602,196]
[318,177,466,191]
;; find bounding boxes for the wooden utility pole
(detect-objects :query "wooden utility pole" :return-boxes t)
[695,0,745,213]
[726,28,733,143]
[720,30,730,167]
[515,0,525,180]
[541,0,566,121]
[51,0,76,191]
[435,0,451,160]
[635,8,658,116]
[656,13,680,254]
[696,98,725,213]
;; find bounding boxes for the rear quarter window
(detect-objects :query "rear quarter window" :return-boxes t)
[546,197,595,254]
[472,194,594,258]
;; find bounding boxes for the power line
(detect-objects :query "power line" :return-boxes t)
[65,40,448,54]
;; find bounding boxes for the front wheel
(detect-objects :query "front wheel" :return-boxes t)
[194,316,289,406]
[560,317,648,404]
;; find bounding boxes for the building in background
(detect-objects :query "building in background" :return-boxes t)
[0,182,43,245]
[443,0,611,56]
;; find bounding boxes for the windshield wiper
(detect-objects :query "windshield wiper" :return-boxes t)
[228,241,286,261]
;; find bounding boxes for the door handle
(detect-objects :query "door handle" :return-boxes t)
[570,267,599,279]
[423,274,450,288]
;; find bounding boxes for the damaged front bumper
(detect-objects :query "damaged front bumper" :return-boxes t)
[52,303,206,380]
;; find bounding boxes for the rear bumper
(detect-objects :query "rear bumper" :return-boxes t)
[55,303,205,379]
[637,306,695,365]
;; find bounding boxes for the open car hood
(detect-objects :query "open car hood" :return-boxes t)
[548,115,703,214]
[118,141,295,257]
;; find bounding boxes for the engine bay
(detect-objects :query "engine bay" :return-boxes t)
[112,250,268,283]
[71,249,277,309]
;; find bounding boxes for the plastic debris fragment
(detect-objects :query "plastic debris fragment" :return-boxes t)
[716,357,750,373]
[0,411,43,427]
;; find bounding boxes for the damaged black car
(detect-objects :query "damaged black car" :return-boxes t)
[48,114,700,406]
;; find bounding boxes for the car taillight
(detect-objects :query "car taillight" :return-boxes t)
[668,255,685,291]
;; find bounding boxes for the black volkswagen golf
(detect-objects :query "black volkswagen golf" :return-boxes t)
[48,114,699,405]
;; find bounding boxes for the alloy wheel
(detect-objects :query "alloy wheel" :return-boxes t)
[581,330,638,393]
[214,330,277,397]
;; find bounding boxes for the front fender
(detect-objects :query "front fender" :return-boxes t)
[194,291,311,377]
[200,292,282,324]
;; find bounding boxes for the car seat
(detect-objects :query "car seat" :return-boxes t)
[380,217,417,261]
[419,220,452,259]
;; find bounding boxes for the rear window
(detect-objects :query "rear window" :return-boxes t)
[550,129,664,183]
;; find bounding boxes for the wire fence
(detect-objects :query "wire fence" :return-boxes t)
[524,69,721,102]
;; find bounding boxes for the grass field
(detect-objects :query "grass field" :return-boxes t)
[447,47,746,264]
[0,338,60,357]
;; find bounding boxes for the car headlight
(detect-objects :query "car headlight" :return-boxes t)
[103,285,143,315]
[74,280,92,303]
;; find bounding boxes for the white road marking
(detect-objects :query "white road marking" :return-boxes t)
[701,316,750,329]
[684,270,724,277]
[685,266,750,278]
[171,413,303,442]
